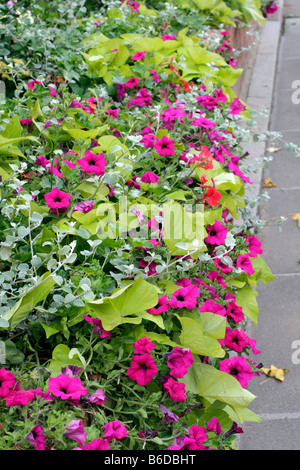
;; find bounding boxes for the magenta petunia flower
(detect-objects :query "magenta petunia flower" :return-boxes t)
[64,420,87,445]
[207,270,228,288]
[127,353,158,385]
[132,336,156,355]
[20,118,33,125]
[150,69,160,83]
[48,374,88,401]
[154,136,175,157]
[140,133,156,148]
[219,355,253,388]
[246,234,263,258]
[131,51,146,61]
[77,150,107,176]
[73,200,94,213]
[78,438,109,450]
[265,1,278,14]
[168,284,199,309]
[225,295,244,323]
[26,80,42,90]
[183,425,208,450]
[147,295,169,315]
[166,347,194,378]
[219,327,249,353]
[124,77,140,88]
[84,314,112,338]
[102,420,128,442]
[228,97,246,115]
[0,368,15,398]
[204,220,228,245]
[198,299,226,317]
[86,388,107,405]
[236,254,255,276]
[207,417,222,435]
[4,385,36,407]
[25,425,46,450]
[44,187,71,215]
[163,377,187,402]
[140,172,160,184]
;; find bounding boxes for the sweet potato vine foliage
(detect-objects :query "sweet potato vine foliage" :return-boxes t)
[0,0,277,451]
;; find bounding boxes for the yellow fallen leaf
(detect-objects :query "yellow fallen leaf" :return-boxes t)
[266,147,282,153]
[261,364,289,382]
[292,213,300,221]
[263,177,276,188]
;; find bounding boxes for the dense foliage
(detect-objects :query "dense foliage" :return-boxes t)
[0,0,280,451]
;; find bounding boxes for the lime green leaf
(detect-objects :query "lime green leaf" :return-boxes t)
[48,344,85,377]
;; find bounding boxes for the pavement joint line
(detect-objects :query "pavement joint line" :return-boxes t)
[272,273,300,277]
[255,412,300,421]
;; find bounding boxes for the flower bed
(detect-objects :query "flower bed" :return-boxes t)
[0,0,278,451]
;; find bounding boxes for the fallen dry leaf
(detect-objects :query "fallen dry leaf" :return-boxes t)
[263,177,276,188]
[261,364,289,382]
[292,213,300,229]
[266,147,282,153]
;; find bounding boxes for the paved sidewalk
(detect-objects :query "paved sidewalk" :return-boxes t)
[238,0,300,450]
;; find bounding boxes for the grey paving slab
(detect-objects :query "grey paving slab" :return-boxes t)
[269,87,300,131]
[262,133,300,188]
[238,274,300,449]
[284,0,300,18]
[258,188,300,275]
[239,417,300,450]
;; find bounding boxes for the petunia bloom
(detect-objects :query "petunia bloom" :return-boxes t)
[166,347,194,378]
[219,355,253,388]
[204,220,228,245]
[76,438,109,450]
[168,284,199,309]
[147,295,169,315]
[102,420,128,442]
[44,187,71,215]
[154,136,175,157]
[48,374,88,401]
[64,420,87,445]
[86,388,107,405]
[163,377,187,402]
[25,425,46,450]
[127,354,158,385]
[132,336,156,355]
[131,51,146,61]
[140,172,160,184]
[236,254,255,276]
[77,150,107,176]
[0,368,15,398]
[73,201,94,213]
[84,315,111,338]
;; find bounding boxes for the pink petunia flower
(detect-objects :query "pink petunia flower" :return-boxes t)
[48,374,88,401]
[204,220,228,245]
[198,299,226,317]
[219,355,253,388]
[124,77,140,89]
[236,254,255,276]
[168,284,199,309]
[76,438,109,450]
[228,97,246,115]
[246,234,263,258]
[44,187,71,215]
[3,384,36,407]
[132,336,156,355]
[140,172,160,184]
[163,377,187,402]
[154,136,175,157]
[77,150,107,176]
[86,388,107,405]
[147,295,169,315]
[127,354,158,385]
[25,425,46,450]
[207,417,222,435]
[183,425,208,450]
[0,368,15,398]
[84,314,112,338]
[131,51,146,61]
[64,420,87,445]
[166,347,194,378]
[102,420,128,442]
[73,201,94,213]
